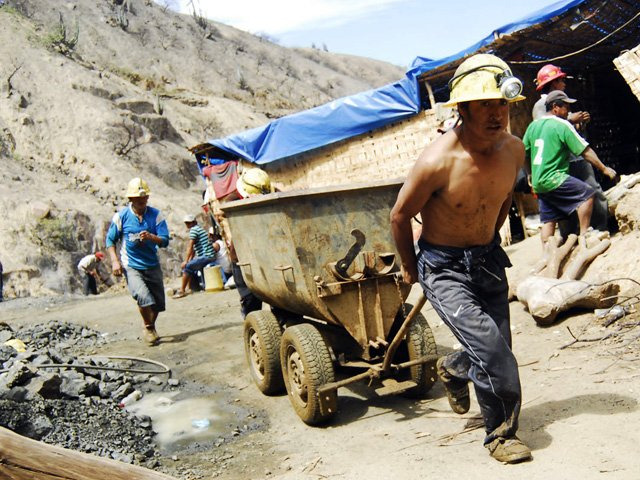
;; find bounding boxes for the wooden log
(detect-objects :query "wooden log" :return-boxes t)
[0,426,177,480]
[542,234,577,278]
[562,237,611,280]
[515,276,619,325]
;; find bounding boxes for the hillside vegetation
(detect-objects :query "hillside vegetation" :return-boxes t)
[0,0,405,298]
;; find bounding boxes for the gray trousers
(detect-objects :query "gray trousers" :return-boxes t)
[417,237,521,444]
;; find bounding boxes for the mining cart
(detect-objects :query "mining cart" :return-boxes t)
[222,178,438,424]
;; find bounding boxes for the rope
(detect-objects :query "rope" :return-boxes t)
[510,11,640,65]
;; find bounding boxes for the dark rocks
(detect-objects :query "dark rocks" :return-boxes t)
[0,320,170,469]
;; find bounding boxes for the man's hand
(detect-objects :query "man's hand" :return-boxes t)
[602,166,618,181]
[139,230,156,243]
[181,261,187,269]
[401,264,419,285]
[569,111,590,125]
[111,259,123,277]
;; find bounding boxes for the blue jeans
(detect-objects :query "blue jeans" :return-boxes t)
[184,256,216,276]
[417,236,521,444]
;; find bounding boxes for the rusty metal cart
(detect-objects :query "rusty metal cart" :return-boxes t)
[221,178,438,425]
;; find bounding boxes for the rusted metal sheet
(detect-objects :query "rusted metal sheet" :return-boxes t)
[222,178,411,351]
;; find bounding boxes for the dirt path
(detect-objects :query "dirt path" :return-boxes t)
[2,248,640,479]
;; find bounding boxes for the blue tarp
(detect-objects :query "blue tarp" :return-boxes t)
[202,77,420,167]
[199,0,586,168]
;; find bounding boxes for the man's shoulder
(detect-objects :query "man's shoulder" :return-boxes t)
[189,224,206,237]
[144,205,162,217]
[419,130,459,163]
[525,116,567,134]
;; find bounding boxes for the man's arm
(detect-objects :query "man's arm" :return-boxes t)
[568,111,590,127]
[181,240,196,269]
[390,147,444,284]
[495,192,514,235]
[495,138,525,231]
[581,146,617,180]
[105,214,122,276]
[107,245,122,276]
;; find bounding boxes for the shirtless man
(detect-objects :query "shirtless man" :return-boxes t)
[391,54,532,464]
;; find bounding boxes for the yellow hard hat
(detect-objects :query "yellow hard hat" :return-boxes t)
[236,167,274,198]
[126,177,150,198]
[443,54,525,107]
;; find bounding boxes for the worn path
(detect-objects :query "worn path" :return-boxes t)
[2,237,639,479]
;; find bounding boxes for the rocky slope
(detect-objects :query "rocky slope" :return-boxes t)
[0,0,405,298]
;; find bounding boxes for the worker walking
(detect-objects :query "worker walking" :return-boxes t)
[391,54,532,464]
[106,178,170,345]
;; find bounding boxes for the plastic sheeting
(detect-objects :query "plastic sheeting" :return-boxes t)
[199,0,586,168]
[201,77,419,167]
[407,0,586,79]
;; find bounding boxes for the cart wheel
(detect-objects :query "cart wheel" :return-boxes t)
[396,303,438,398]
[280,324,336,425]
[244,310,284,395]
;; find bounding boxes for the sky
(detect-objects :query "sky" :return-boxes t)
[174,0,566,67]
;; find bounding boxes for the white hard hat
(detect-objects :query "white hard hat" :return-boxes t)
[183,214,196,223]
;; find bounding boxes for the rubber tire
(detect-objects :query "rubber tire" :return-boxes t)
[280,323,336,425]
[244,310,284,395]
[396,303,438,398]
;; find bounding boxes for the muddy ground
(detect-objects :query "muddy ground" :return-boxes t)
[2,234,640,480]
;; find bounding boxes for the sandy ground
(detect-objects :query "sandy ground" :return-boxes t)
[2,235,640,480]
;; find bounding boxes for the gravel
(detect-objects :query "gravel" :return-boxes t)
[0,319,166,470]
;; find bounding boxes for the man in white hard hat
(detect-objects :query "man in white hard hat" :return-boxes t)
[106,178,170,345]
[174,214,216,298]
[391,54,531,463]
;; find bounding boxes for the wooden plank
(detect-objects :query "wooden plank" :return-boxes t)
[0,427,177,480]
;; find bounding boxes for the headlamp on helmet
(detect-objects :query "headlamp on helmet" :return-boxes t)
[126,177,150,198]
[442,54,525,107]
[448,65,523,101]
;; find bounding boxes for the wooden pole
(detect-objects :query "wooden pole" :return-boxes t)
[0,426,178,480]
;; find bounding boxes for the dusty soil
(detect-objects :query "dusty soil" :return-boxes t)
[2,234,640,480]
[0,0,405,300]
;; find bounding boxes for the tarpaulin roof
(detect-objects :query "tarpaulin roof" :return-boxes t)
[193,0,640,169]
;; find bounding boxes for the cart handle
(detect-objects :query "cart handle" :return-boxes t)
[381,292,428,373]
[274,264,294,282]
[237,262,252,276]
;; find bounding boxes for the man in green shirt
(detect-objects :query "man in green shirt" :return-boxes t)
[523,90,616,244]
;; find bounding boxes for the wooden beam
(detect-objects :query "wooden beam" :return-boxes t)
[0,427,178,480]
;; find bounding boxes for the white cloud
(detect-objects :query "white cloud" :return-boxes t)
[179,0,407,35]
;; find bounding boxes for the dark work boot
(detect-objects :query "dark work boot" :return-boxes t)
[437,356,470,414]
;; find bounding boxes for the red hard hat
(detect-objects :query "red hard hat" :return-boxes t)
[95,252,105,260]
[535,64,568,91]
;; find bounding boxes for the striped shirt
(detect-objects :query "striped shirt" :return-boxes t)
[189,225,215,258]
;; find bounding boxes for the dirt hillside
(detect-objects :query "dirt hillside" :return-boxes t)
[0,0,405,298]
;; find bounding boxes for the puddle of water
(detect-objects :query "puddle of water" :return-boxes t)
[125,391,238,452]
